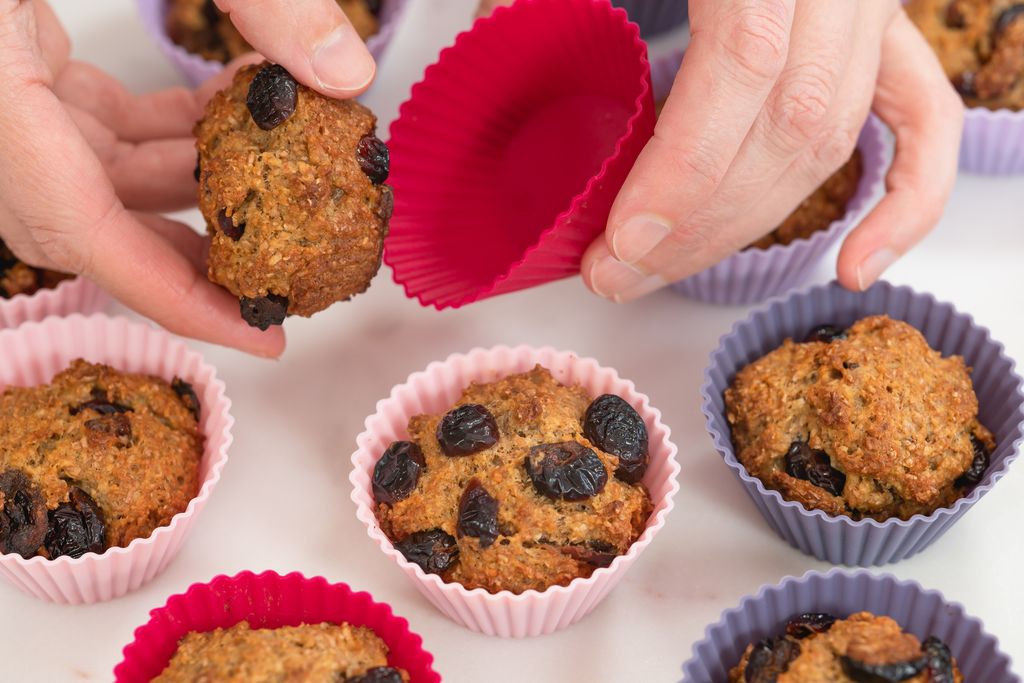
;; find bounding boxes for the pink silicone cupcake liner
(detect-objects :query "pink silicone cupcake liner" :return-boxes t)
[702,280,1024,566]
[612,0,688,100]
[0,314,233,603]
[682,569,1018,683]
[385,0,655,310]
[0,276,109,330]
[960,107,1024,175]
[672,115,890,306]
[137,0,409,87]
[350,346,680,637]
[114,570,440,683]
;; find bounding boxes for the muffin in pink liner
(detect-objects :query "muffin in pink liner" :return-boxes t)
[114,570,440,683]
[961,108,1024,174]
[384,0,655,310]
[0,314,232,603]
[136,0,410,87]
[702,281,1024,565]
[0,275,109,330]
[672,115,890,306]
[350,346,680,637]
[682,569,1017,683]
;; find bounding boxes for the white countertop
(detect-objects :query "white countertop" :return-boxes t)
[10,1,1024,681]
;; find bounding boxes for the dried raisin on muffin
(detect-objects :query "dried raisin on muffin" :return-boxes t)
[0,238,72,299]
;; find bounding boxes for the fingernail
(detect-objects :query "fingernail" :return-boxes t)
[612,214,672,264]
[855,247,898,290]
[312,26,375,93]
[589,256,666,302]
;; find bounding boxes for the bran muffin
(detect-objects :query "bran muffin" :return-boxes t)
[907,0,1024,110]
[195,62,392,329]
[0,360,203,559]
[373,366,653,594]
[154,622,408,683]
[725,315,994,521]
[729,612,963,683]
[166,0,381,64]
[0,238,73,299]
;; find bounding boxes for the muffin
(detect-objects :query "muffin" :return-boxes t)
[725,315,994,521]
[153,621,408,683]
[0,360,203,559]
[0,238,73,299]
[195,62,392,329]
[729,611,963,683]
[907,0,1024,111]
[166,0,381,64]
[373,366,653,594]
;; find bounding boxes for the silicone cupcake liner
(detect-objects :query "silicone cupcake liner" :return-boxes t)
[612,0,688,101]
[350,346,680,637]
[385,0,655,310]
[114,570,440,683]
[0,276,108,330]
[960,107,1024,175]
[701,281,1024,565]
[682,569,1018,683]
[0,314,233,603]
[672,116,890,305]
[137,0,409,87]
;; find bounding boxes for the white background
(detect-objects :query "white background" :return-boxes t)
[6,1,1023,681]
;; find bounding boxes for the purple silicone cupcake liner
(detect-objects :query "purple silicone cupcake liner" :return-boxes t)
[961,107,1024,175]
[612,0,688,104]
[137,0,409,87]
[681,569,1018,683]
[701,280,1024,566]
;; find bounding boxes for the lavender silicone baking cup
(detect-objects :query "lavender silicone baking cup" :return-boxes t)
[701,280,1024,566]
[612,0,688,103]
[671,116,890,306]
[681,569,1018,683]
[136,0,409,87]
[961,107,1024,175]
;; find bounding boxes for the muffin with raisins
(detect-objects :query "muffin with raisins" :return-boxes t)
[0,238,73,299]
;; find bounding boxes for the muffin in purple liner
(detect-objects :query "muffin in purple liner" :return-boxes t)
[701,280,1024,565]
[960,108,1024,175]
[681,569,1018,683]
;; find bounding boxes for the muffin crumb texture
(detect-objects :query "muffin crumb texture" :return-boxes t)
[0,238,72,299]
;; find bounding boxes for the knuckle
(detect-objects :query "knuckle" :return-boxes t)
[651,129,729,192]
[720,3,791,84]
[769,64,839,146]
[812,121,861,172]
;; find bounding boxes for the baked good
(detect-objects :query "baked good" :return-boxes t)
[373,366,653,594]
[167,0,381,64]
[729,611,963,683]
[0,360,203,559]
[154,622,408,683]
[725,315,994,521]
[907,0,1024,111]
[0,238,73,299]
[195,62,391,329]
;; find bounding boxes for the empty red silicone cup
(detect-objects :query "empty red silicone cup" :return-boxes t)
[385,0,655,309]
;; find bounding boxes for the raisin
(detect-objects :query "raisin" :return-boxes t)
[955,435,990,488]
[85,413,133,448]
[953,71,977,98]
[0,469,47,558]
[559,540,617,568]
[923,636,956,683]
[583,394,649,484]
[525,441,608,501]
[193,156,201,182]
[457,478,499,548]
[357,135,390,184]
[995,5,1024,37]
[363,0,383,16]
[202,0,220,25]
[744,637,801,683]
[240,293,289,330]
[372,441,425,505]
[804,324,847,343]
[785,613,837,639]
[785,441,846,497]
[945,0,967,28]
[44,487,106,559]
[70,387,132,416]
[840,655,927,682]
[171,378,202,422]
[217,209,245,240]
[246,63,298,130]
[436,404,498,456]
[349,668,403,683]
[395,528,459,575]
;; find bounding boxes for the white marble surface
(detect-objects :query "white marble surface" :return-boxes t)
[7,1,1024,680]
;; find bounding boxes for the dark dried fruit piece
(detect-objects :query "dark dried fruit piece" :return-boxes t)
[804,324,848,343]
[217,209,245,240]
[246,63,298,130]
[785,612,837,639]
[364,0,383,16]
[348,667,403,683]
[193,157,201,182]
[955,435,990,488]
[457,478,499,548]
[744,637,801,683]
[172,378,201,422]
[953,71,977,98]
[85,413,133,448]
[70,387,132,416]
[436,404,498,456]
[785,441,846,497]
[525,441,608,502]
[357,135,390,184]
[923,636,956,683]
[372,441,425,505]
[0,469,47,558]
[376,185,394,221]
[995,5,1024,37]
[395,528,459,575]
[559,540,617,568]
[44,487,106,559]
[240,293,289,330]
[840,655,927,682]
[583,394,649,484]
[945,0,968,28]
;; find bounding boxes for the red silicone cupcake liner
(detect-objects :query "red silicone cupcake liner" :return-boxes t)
[385,0,655,309]
[114,570,440,682]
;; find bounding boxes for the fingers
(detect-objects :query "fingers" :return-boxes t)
[33,1,70,77]
[836,12,963,290]
[215,0,375,96]
[132,213,209,271]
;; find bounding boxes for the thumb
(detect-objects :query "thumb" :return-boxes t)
[216,0,375,97]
